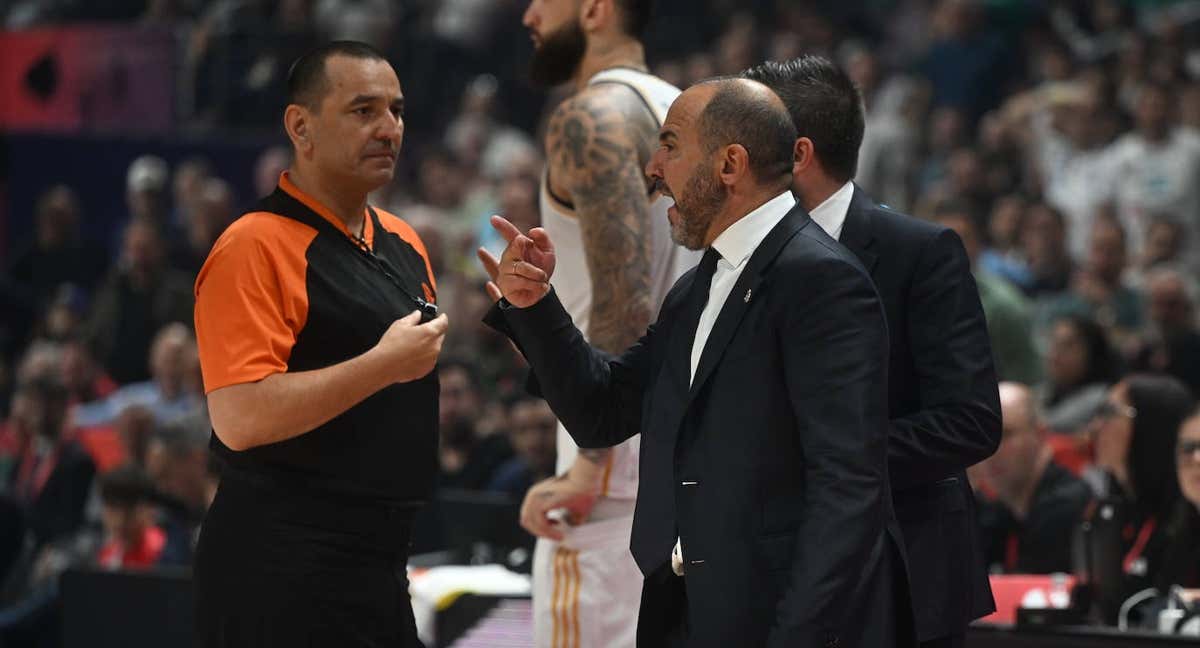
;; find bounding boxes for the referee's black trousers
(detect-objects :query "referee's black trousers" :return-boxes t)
[194,472,425,647]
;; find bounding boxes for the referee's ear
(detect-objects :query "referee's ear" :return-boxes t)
[284,104,313,156]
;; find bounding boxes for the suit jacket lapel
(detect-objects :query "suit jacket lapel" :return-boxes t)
[840,184,879,275]
[686,206,809,404]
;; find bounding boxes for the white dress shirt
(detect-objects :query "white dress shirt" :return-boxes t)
[673,190,796,575]
[688,191,797,381]
[806,180,855,242]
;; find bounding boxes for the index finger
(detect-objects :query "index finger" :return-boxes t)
[490,215,523,244]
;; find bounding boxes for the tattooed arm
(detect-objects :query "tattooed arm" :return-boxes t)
[546,84,657,356]
[530,85,658,493]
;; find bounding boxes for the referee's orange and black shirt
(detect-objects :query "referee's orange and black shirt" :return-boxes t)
[194,171,438,503]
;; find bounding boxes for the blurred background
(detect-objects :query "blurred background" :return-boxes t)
[1,0,1200,646]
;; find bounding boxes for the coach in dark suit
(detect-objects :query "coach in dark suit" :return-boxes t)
[745,57,1002,648]
[482,78,905,648]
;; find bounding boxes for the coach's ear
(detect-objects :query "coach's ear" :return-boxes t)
[718,143,750,189]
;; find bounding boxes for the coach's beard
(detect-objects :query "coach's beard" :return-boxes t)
[529,21,587,87]
[667,166,727,251]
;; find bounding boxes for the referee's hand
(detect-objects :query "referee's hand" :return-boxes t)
[376,311,449,383]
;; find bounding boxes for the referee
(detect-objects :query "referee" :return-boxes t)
[192,41,447,647]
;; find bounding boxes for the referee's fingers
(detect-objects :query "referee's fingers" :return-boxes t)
[420,313,448,335]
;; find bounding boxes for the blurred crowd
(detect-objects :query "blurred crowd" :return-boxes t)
[2,0,1200,640]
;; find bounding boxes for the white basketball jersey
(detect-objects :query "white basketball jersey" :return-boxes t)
[540,68,700,502]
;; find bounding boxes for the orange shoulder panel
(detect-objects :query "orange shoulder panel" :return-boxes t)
[193,211,317,393]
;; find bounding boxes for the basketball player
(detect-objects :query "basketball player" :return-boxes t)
[480,1,696,646]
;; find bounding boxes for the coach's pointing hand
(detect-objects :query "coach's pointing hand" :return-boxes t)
[481,215,556,308]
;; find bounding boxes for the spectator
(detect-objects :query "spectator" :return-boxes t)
[5,185,107,298]
[1156,408,1200,591]
[918,0,1012,124]
[934,202,1043,384]
[178,178,236,274]
[6,376,95,549]
[855,72,923,212]
[33,286,90,344]
[74,323,203,428]
[1045,215,1144,340]
[974,382,1091,574]
[1129,268,1200,395]
[1006,81,1114,259]
[415,147,468,220]
[1080,374,1194,623]
[144,415,213,565]
[1101,83,1200,267]
[1041,315,1122,435]
[57,338,116,408]
[252,146,292,199]
[0,387,36,488]
[1136,217,1188,279]
[3,186,108,347]
[84,219,194,384]
[95,465,165,570]
[170,156,212,233]
[113,406,156,470]
[979,193,1033,290]
[437,358,511,491]
[124,155,171,229]
[1021,202,1074,297]
[916,106,967,198]
[487,396,557,499]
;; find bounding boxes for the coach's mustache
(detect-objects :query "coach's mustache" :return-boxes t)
[653,179,674,199]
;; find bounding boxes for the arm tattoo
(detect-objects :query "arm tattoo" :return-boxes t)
[547,86,657,354]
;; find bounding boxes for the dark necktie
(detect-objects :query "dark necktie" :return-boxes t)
[681,247,720,346]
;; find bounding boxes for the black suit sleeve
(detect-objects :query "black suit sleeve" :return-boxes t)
[889,229,1001,489]
[769,257,892,646]
[482,302,543,398]
[491,289,655,449]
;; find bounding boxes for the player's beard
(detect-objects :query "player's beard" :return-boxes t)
[670,162,727,250]
[529,20,587,87]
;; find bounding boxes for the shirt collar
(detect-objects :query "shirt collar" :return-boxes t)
[808,181,856,240]
[710,191,796,268]
[278,170,375,245]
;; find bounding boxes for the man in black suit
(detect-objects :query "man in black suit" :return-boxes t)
[481,78,905,647]
[744,57,1002,648]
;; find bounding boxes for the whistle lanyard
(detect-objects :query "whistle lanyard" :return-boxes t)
[348,208,438,319]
